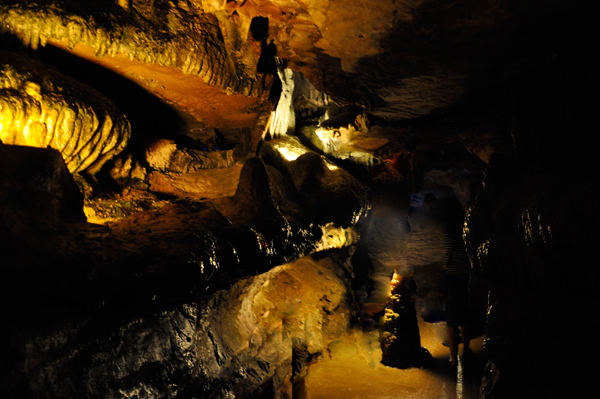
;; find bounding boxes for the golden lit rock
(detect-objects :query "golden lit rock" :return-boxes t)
[0,0,260,94]
[0,52,130,174]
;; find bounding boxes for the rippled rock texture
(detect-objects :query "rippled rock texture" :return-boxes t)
[0,52,130,173]
[0,0,260,95]
[1,1,596,398]
[3,0,580,121]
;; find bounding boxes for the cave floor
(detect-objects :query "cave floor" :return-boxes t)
[305,318,486,399]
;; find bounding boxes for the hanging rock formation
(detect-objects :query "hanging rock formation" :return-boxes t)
[0,0,260,95]
[0,52,130,174]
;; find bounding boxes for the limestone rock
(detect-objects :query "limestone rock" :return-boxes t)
[0,149,356,396]
[0,1,259,94]
[193,254,353,398]
[145,138,236,173]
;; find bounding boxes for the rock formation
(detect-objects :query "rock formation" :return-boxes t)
[1,52,131,174]
[0,0,597,398]
[381,274,432,369]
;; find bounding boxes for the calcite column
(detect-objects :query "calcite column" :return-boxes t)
[380,273,431,369]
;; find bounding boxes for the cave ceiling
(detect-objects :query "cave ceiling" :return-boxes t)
[2,0,582,127]
[0,0,590,233]
[0,0,592,225]
[0,0,592,219]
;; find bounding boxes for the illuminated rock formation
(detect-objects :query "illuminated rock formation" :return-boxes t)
[0,0,258,94]
[266,57,295,137]
[0,140,366,397]
[0,52,130,174]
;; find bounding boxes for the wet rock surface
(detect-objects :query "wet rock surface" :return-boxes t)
[463,32,598,398]
[0,141,367,398]
[193,254,354,398]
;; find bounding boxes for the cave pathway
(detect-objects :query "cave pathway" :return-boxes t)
[305,317,486,399]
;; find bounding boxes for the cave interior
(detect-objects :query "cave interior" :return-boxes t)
[0,1,598,398]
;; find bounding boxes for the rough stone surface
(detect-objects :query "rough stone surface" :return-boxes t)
[193,254,354,398]
[463,34,598,398]
[1,146,367,398]
[260,136,369,228]
[145,138,236,172]
[0,0,260,94]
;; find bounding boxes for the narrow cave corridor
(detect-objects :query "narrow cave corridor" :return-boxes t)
[1,1,598,399]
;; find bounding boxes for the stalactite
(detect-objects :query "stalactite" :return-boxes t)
[266,57,295,137]
[0,3,262,96]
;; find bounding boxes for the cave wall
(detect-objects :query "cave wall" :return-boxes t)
[464,15,598,397]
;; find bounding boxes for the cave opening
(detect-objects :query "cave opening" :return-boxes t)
[250,16,269,42]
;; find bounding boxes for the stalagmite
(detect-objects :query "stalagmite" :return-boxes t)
[381,272,432,369]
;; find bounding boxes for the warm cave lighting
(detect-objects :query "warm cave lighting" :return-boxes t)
[273,140,339,170]
[391,269,401,287]
[315,223,358,251]
[276,144,305,162]
[315,126,329,142]
[387,269,402,297]
[308,314,480,398]
[315,126,339,151]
